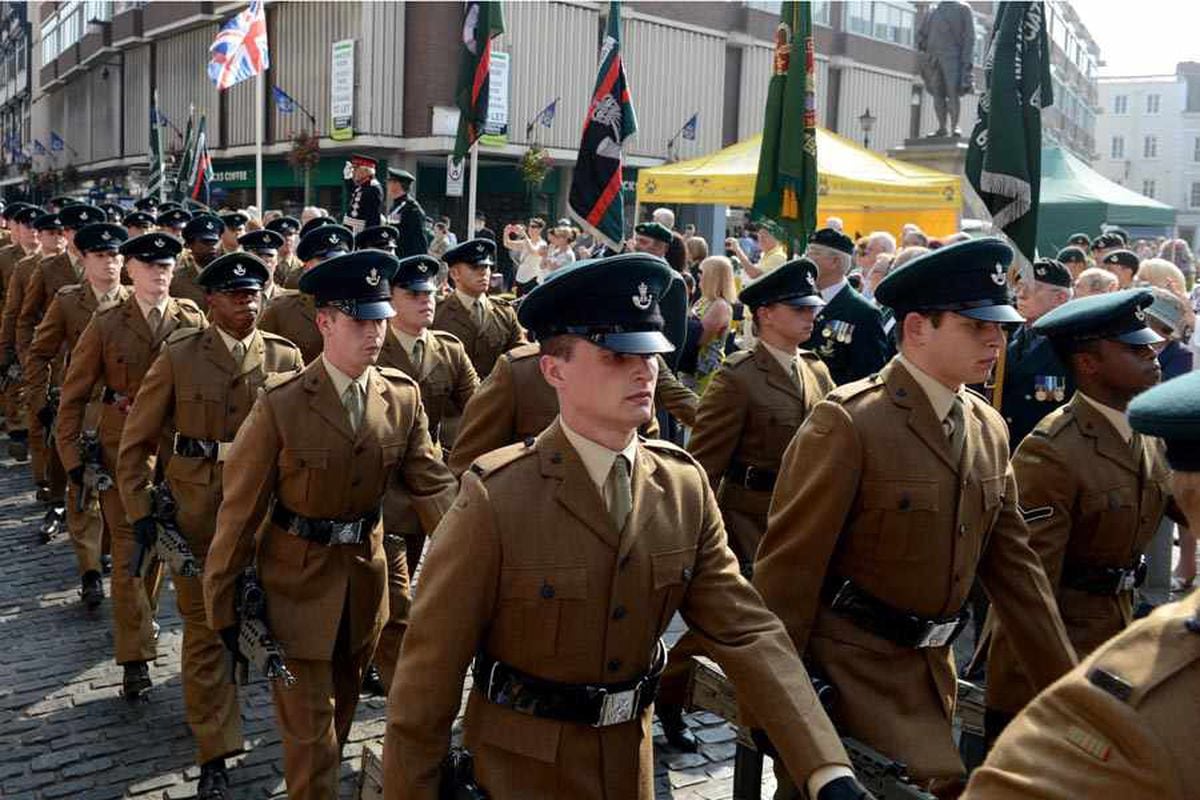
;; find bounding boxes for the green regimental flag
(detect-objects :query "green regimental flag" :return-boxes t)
[453,1,506,162]
[147,91,165,202]
[966,2,1052,262]
[752,1,818,248]
[174,110,196,202]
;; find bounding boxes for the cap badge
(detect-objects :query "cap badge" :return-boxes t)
[416,261,428,273]
[1035,266,1045,277]
[154,238,165,247]
[329,233,339,244]
[631,282,653,310]
[100,231,111,241]
[990,263,1007,286]
[365,267,381,287]
[232,263,246,277]
[1135,308,1146,322]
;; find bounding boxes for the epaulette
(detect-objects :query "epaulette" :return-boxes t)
[489,295,515,308]
[55,283,85,297]
[263,370,303,393]
[430,329,464,346]
[376,365,418,388]
[826,373,884,405]
[723,350,754,369]
[1031,404,1074,439]
[93,302,123,319]
[165,327,204,346]
[175,298,204,315]
[1086,595,1200,708]
[259,330,299,348]
[641,436,702,467]
[503,342,541,362]
[468,440,533,478]
[798,350,823,363]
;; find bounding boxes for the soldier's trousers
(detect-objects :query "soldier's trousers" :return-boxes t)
[175,573,243,763]
[66,481,105,575]
[272,608,375,800]
[99,486,163,664]
[374,533,412,689]
[28,421,66,497]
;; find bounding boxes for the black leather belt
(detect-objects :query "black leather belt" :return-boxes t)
[271,503,380,546]
[173,433,232,462]
[1062,555,1147,595]
[472,639,666,727]
[725,461,778,492]
[821,577,970,649]
[100,386,129,406]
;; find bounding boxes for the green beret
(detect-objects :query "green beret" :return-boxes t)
[634,222,672,245]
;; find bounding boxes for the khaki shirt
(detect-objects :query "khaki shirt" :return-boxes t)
[431,291,526,378]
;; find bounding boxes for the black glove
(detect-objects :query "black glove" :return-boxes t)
[816,776,876,800]
[219,625,241,657]
[36,405,55,429]
[132,516,158,548]
[68,465,85,486]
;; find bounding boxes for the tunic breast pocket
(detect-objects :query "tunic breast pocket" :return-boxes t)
[380,439,405,469]
[499,566,588,659]
[1080,486,1137,532]
[651,546,697,631]
[279,447,330,502]
[180,383,224,431]
[858,480,940,561]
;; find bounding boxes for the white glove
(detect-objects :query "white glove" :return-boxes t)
[343,161,354,180]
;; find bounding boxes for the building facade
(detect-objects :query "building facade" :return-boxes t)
[1095,63,1200,249]
[0,1,32,186]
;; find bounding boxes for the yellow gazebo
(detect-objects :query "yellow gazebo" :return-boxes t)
[636,128,962,237]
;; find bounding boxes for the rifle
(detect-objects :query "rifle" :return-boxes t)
[40,385,60,448]
[76,430,114,512]
[233,566,297,687]
[843,738,935,800]
[0,357,20,392]
[130,482,201,579]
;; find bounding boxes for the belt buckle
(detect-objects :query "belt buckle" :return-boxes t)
[916,618,962,648]
[1117,570,1137,593]
[329,521,361,545]
[595,685,640,727]
[172,431,183,453]
[743,465,758,488]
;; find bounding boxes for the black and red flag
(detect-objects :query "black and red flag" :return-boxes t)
[454,1,505,161]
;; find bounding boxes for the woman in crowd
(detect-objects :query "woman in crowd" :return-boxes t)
[540,224,577,281]
[503,217,547,296]
[427,220,453,260]
[685,235,709,277]
[683,255,737,394]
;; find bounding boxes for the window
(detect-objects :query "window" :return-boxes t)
[1192,182,1200,209]
[1113,95,1128,114]
[1144,135,1157,158]
[1146,94,1160,114]
[812,0,832,26]
[1143,179,1156,198]
[846,1,914,46]
[1194,137,1200,162]
[1111,136,1124,159]
[847,1,872,35]
[85,0,112,23]
[40,15,57,65]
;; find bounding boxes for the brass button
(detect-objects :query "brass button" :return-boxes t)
[540,581,555,599]
[612,606,626,620]
[607,659,621,672]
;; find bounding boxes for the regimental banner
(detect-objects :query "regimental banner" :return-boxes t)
[330,39,355,142]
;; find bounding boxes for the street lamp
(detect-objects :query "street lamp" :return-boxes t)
[859,108,876,150]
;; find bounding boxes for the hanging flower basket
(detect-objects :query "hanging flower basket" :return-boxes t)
[288,130,321,172]
[520,145,552,188]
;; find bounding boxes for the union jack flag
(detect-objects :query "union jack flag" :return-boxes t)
[207,0,269,90]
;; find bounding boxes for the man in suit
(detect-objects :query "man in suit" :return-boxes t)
[204,250,455,800]
[343,154,384,235]
[57,232,208,701]
[118,252,303,799]
[963,368,1200,800]
[385,168,429,258]
[983,289,1172,744]
[754,239,1077,797]
[26,222,129,608]
[384,253,871,800]
[431,238,525,379]
[802,227,889,385]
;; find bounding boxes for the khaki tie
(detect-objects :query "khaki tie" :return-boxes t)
[944,395,966,462]
[606,454,633,531]
[146,307,162,337]
[410,338,425,371]
[231,340,246,365]
[789,358,803,391]
[343,382,364,433]
[474,299,486,325]
[1130,431,1146,474]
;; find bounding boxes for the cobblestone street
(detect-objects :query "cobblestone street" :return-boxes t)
[0,456,769,800]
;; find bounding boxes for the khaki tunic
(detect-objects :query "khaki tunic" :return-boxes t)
[258,290,322,364]
[384,421,849,800]
[963,592,1200,800]
[753,358,1076,781]
[688,343,834,564]
[279,254,304,290]
[0,241,27,309]
[1,251,41,357]
[17,251,80,355]
[203,360,457,661]
[431,293,526,378]
[170,250,209,310]
[985,394,1172,713]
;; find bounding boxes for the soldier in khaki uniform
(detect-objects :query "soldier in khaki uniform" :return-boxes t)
[122,210,156,238]
[384,254,872,800]
[265,215,301,287]
[118,253,302,799]
[26,223,129,608]
[431,238,525,379]
[218,211,248,255]
[0,204,40,444]
[238,228,284,299]
[57,232,207,700]
[963,369,1200,800]
[281,216,336,290]
[204,250,456,800]
[156,208,193,239]
[754,239,1077,797]
[258,224,353,363]
[171,214,224,310]
[983,289,1173,742]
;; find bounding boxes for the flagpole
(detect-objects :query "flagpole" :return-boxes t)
[467,142,478,238]
[255,71,264,214]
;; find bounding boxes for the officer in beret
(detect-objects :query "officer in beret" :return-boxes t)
[963,368,1200,800]
[123,211,157,237]
[342,154,384,235]
[369,253,480,693]
[25,222,129,609]
[656,258,836,750]
[802,226,890,385]
[385,167,429,257]
[1101,249,1139,288]
[238,229,285,300]
[157,208,193,237]
[1055,246,1089,281]
[1001,257,1075,449]
[173,215,226,309]
[203,249,456,800]
[1091,232,1125,265]
[632,221,671,259]
[57,231,207,702]
[431,238,525,378]
[1066,233,1091,250]
[983,288,1172,744]
[118,252,302,798]
[266,215,302,286]
[355,224,399,255]
[219,211,249,254]
[385,254,869,800]
[754,238,1077,796]
[258,225,354,363]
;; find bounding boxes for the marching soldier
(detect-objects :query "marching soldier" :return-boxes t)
[204,250,456,800]
[384,167,428,258]
[266,215,302,287]
[802,227,889,385]
[1001,258,1074,448]
[383,254,869,800]
[431,238,525,379]
[123,210,157,238]
[258,224,354,363]
[983,289,1172,743]
[282,215,339,290]
[57,232,207,702]
[25,223,129,609]
[342,154,384,235]
[753,239,1077,796]
[218,211,248,254]
[118,252,302,799]
[963,368,1200,800]
[238,229,285,300]
[134,196,159,214]
[172,215,226,310]
[0,203,39,446]
[355,224,399,256]
[157,208,193,238]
